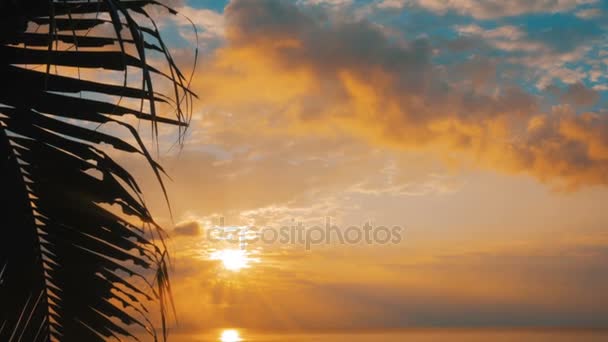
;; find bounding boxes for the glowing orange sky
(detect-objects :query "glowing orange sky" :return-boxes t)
[126,0,608,337]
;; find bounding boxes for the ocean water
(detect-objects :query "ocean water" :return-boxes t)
[173,329,608,342]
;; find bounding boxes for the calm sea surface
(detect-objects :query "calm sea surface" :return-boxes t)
[173,329,608,342]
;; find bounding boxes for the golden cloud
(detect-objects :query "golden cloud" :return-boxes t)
[186,0,608,190]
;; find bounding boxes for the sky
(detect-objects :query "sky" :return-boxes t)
[117,0,608,338]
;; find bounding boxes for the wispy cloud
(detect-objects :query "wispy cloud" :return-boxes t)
[381,0,598,19]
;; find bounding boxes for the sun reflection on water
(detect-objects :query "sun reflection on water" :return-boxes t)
[220,329,242,342]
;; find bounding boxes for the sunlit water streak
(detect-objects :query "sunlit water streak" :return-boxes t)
[220,329,242,342]
[173,329,608,342]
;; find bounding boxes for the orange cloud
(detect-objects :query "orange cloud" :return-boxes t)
[184,0,608,190]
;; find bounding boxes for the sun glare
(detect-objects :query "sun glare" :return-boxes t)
[210,249,258,271]
[220,329,242,342]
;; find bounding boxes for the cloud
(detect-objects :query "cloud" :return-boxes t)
[384,0,598,19]
[450,21,602,90]
[175,5,225,38]
[173,220,202,236]
[455,24,547,52]
[184,0,608,189]
[559,82,600,107]
[456,24,525,40]
[575,7,602,19]
[302,0,354,7]
[593,84,608,91]
[128,134,450,227]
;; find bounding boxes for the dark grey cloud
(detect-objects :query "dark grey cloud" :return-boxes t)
[173,220,201,236]
[561,82,600,107]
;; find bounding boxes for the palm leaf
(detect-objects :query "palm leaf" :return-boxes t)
[0,0,196,341]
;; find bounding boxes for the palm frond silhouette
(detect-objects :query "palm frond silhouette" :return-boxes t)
[0,1,196,341]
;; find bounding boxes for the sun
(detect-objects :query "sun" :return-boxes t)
[220,329,242,342]
[210,249,256,271]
